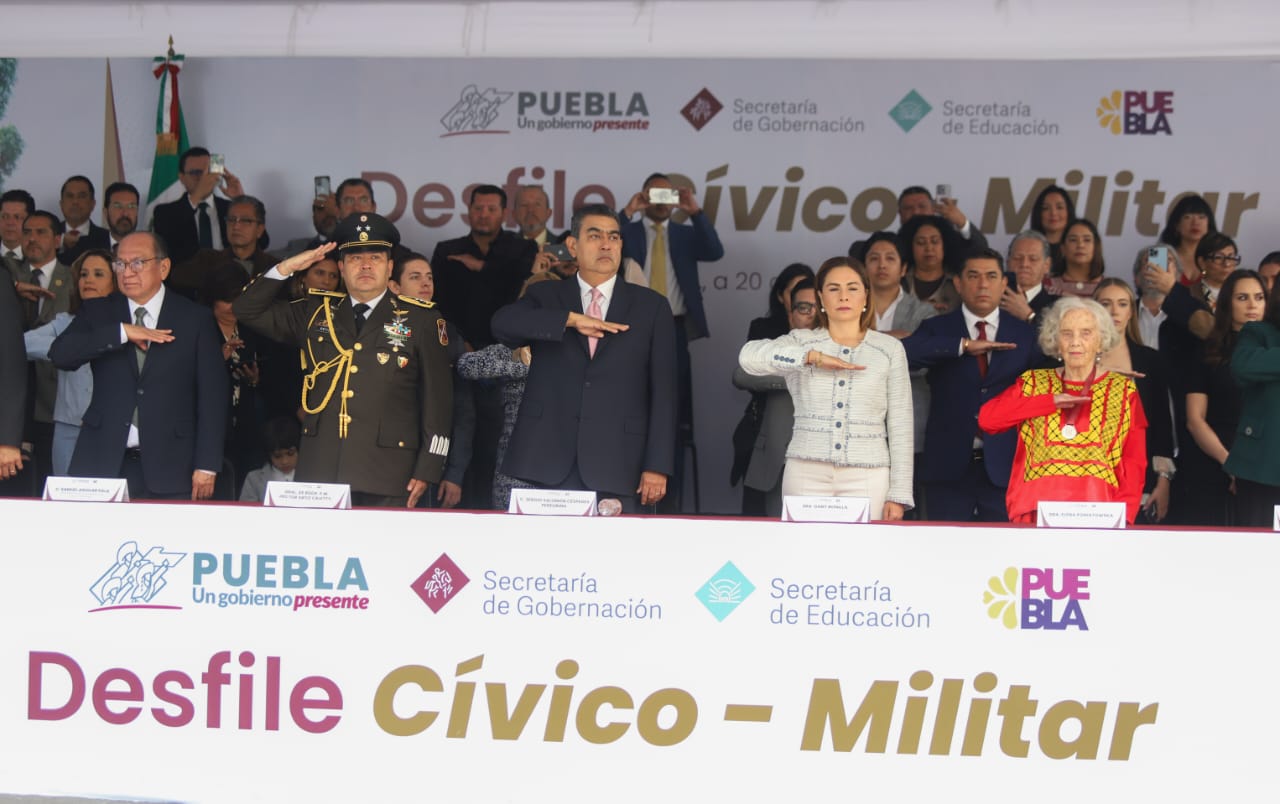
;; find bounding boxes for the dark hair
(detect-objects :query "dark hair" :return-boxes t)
[569,203,617,239]
[67,248,116,315]
[1029,184,1077,239]
[1054,218,1105,280]
[858,230,906,264]
[813,257,874,331]
[790,277,815,305]
[1093,277,1143,345]
[642,172,670,189]
[1267,267,1280,329]
[963,247,1006,274]
[178,146,210,174]
[0,189,35,215]
[897,185,932,207]
[1205,269,1266,367]
[25,210,64,236]
[201,260,248,306]
[391,251,430,285]
[898,214,963,274]
[1159,194,1218,249]
[335,178,375,206]
[469,184,507,208]
[1195,231,1238,265]
[765,263,814,319]
[125,231,169,261]
[61,175,95,198]
[103,181,140,209]
[261,416,302,453]
[227,195,266,225]
[1259,251,1280,271]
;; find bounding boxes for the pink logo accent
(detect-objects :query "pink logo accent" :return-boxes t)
[410,553,469,613]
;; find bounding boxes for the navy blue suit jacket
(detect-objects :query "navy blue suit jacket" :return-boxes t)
[492,276,678,496]
[48,290,228,494]
[903,308,1042,486]
[152,195,230,265]
[618,212,724,341]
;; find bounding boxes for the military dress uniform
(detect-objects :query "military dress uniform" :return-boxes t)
[232,214,452,504]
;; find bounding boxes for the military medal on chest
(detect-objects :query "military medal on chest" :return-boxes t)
[383,309,412,353]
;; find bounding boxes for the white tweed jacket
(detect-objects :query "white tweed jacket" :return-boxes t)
[738,328,914,507]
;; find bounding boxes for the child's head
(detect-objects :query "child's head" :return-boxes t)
[262,416,302,474]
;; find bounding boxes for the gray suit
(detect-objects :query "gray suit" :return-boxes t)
[14,261,73,424]
[732,367,792,517]
[882,290,939,452]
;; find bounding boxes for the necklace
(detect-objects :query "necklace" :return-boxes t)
[1059,365,1097,439]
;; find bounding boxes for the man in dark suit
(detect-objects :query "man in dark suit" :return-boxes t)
[233,213,454,508]
[169,195,275,300]
[101,182,142,252]
[898,185,990,258]
[0,189,34,278]
[57,175,111,264]
[903,248,1043,522]
[13,210,74,487]
[432,184,537,509]
[493,203,678,512]
[0,277,26,488]
[514,185,568,274]
[150,146,245,264]
[999,230,1059,330]
[48,232,229,499]
[618,172,724,512]
[273,192,339,260]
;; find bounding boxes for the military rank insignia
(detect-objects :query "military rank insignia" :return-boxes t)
[437,319,449,346]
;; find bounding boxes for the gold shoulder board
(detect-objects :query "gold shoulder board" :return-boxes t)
[398,294,436,309]
[308,288,348,299]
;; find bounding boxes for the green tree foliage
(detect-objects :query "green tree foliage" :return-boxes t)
[0,59,24,192]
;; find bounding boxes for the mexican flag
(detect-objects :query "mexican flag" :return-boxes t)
[147,40,189,205]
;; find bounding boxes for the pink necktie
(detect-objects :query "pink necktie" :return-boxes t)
[587,287,603,357]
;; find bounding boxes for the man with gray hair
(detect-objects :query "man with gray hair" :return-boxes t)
[169,194,276,300]
[999,229,1059,330]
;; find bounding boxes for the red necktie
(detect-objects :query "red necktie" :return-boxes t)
[975,320,989,379]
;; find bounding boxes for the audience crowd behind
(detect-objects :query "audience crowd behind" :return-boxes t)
[2,153,1278,528]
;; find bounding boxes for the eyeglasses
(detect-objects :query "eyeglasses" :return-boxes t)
[111,257,158,274]
[1206,253,1242,266]
[792,302,816,314]
[184,169,206,178]
[108,202,139,211]
[226,216,261,226]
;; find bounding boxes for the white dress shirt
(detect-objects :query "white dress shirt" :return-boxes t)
[187,195,224,251]
[121,284,167,448]
[577,273,618,321]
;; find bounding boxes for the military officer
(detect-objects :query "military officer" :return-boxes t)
[233,213,452,507]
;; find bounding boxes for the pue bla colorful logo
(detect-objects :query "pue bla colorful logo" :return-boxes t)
[983,567,1090,631]
[1096,90,1173,135]
[89,541,186,612]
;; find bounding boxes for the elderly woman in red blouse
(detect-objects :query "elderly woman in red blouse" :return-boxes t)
[978,297,1147,523]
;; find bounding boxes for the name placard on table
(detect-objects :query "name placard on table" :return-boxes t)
[508,489,598,516]
[1036,501,1126,529]
[781,495,870,523]
[42,477,130,502]
[262,481,351,509]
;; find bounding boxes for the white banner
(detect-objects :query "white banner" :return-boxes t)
[0,499,1275,801]
[3,58,1277,512]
